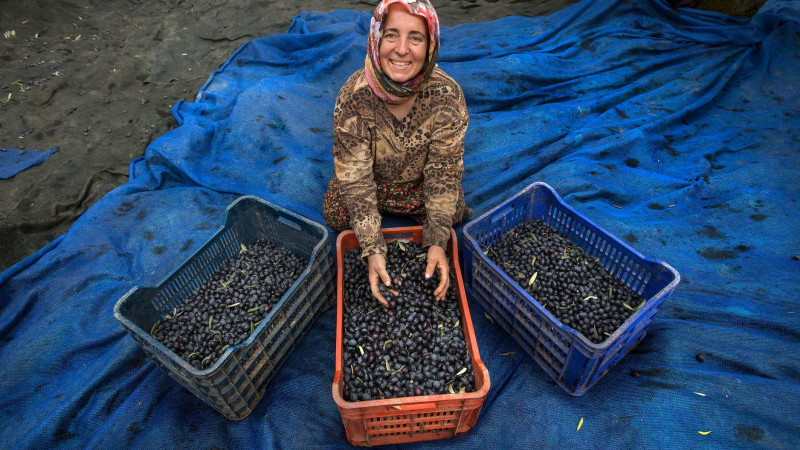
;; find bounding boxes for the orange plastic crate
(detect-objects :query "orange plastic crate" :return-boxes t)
[332,226,490,447]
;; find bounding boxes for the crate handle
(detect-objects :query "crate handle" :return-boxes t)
[396,402,437,411]
[491,205,514,223]
[277,216,302,231]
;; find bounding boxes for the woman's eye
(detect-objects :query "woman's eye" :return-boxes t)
[382,32,398,41]
[410,36,425,44]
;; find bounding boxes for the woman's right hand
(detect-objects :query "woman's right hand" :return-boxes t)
[367,253,397,308]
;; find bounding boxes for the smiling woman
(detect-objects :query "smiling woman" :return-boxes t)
[378,4,429,84]
[322,0,471,309]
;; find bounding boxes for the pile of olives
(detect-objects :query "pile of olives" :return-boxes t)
[341,239,476,402]
[484,219,646,344]
[151,239,305,369]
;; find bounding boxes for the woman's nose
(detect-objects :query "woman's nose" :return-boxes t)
[395,39,409,55]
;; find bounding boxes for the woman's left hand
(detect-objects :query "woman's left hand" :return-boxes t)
[425,245,449,301]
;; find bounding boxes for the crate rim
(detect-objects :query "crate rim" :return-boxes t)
[112,194,330,376]
[331,226,490,409]
[462,181,680,351]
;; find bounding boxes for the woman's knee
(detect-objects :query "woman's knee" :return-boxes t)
[323,180,351,231]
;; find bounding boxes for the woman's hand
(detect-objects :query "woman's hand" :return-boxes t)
[425,245,449,301]
[367,253,397,308]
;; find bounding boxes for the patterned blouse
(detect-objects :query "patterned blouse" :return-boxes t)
[332,66,468,260]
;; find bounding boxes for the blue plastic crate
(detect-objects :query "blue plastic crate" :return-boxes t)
[462,182,679,395]
[113,195,335,419]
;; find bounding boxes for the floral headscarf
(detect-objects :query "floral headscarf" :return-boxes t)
[365,0,440,105]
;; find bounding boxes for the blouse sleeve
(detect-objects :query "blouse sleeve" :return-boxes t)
[332,80,387,261]
[422,82,469,250]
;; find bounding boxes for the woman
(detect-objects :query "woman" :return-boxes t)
[323,0,471,307]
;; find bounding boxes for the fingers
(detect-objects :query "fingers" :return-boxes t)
[369,246,452,306]
[367,253,393,308]
[370,282,389,308]
[379,270,392,288]
[425,256,436,280]
[377,263,399,299]
[378,282,399,300]
[435,270,449,301]
[427,245,449,301]
[432,259,449,300]
[424,245,442,280]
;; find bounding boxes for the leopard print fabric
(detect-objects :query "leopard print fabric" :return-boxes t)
[324,66,470,260]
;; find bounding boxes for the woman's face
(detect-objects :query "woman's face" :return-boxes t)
[379,3,428,83]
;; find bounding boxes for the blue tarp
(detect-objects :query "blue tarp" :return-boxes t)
[0,147,58,179]
[2,0,799,447]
